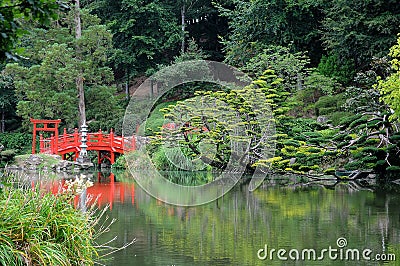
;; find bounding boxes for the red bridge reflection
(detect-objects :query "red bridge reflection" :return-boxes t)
[86,173,135,210]
[36,173,135,210]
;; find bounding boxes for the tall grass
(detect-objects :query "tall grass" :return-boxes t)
[0,173,133,266]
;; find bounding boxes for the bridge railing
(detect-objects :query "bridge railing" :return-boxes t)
[39,128,136,154]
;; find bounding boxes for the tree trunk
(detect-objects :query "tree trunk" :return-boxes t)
[0,109,4,133]
[75,0,86,129]
[181,4,186,53]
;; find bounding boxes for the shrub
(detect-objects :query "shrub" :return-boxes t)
[0,149,16,167]
[330,111,353,126]
[0,133,31,155]
[319,107,337,116]
[151,147,181,171]
[144,101,177,136]
[315,95,337,109]
[112,154,127,169]
[324,168,335,175]
[344,161,363,170]
[317,54,355,84]
[386,166,400,172]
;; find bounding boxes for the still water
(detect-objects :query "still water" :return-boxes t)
[85,172,400,266]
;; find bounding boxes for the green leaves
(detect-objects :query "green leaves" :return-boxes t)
[86,0,182,74]
[376,35,400,121]
[0,0,63,61]
[5,9,122,130]
[218,0,323,67]
[153,71,283,171]
[321,0,400,74]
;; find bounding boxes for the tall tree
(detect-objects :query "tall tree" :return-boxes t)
[216,0,324,67]
[5,9,122,130]
[84,0,181,77]
[176,0,222,55]
[74,0,86,128]
[0,73,17,132]
[321,0,400,73]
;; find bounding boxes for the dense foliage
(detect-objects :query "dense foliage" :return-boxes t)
[377,34,400,121]
[4,9,124,131]
[0,0,400,182]
[0,0,65,60]
[151,70,280,171]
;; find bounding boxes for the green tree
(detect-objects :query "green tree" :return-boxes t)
[242,45,338,117]
[0,73,18,132]
[152,39,213,101]
[377,34,400,121]
[5,9,122,130]
[242,45,311,91]
[155,70,283,171]
[321,0,400,75]
[84,0,181,77]
[0,0,65,61]
[176,0,222,55]
[216,0,324,67]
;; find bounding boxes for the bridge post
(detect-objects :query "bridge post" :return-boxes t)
[98,129,103,144]
[51,134,55,154]
[132,136,136,150]
[110,129,115,164]
[110,128,114,149]
[54,126,59,154]
[32,122,37,154]
[73,128,79,147]
[63,128,67,148]
[111,152,115,164]
[73,128,79,161]
[39,134,43,153]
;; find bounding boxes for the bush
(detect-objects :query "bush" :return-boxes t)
[143,101,177,136]
[112,154,127,169]
[151,147,180,171]
[330,111,353,126]
[317,54,355,84]
[315,95,337,109]
[319,107,337,116]
[0,133,31,155]
[0,149,16,167]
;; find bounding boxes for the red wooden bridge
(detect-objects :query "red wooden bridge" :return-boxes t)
[31,118,136,164]
[38,128,136,164]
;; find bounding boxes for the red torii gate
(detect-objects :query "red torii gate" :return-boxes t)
[30,118,61,154]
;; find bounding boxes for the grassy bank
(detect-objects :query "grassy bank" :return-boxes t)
[0,173,106,265]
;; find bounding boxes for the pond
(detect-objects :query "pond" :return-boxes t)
[4,170,400,265]
[88,172,400,266]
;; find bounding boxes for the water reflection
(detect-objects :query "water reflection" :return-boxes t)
[93,172,400,266]
[5,170,400,265]
[24,171,136,210]
[86,173,135,210]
